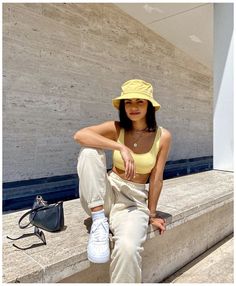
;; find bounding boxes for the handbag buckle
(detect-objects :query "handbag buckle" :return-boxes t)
[36,195,47,206]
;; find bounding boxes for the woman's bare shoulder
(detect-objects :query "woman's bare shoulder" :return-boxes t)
[86,121,121,140]
[159,127,172,145]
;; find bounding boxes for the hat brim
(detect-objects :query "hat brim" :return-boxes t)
[112,93,161,111]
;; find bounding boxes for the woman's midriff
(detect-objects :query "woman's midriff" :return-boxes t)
[112,166,150,184]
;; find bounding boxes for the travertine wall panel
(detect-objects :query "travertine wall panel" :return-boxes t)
[3,3,213,182]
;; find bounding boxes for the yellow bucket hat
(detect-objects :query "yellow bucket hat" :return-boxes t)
[112,79,161,111]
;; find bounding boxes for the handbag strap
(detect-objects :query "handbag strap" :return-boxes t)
[18,205,46,229]
[18,202,62,229]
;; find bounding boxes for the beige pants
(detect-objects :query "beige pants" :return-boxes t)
[77,147,150,283]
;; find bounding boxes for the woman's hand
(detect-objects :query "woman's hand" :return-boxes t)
[149,217,166,235]
[120,146,136,180]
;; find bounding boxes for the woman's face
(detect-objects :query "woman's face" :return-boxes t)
[124,99,148,122]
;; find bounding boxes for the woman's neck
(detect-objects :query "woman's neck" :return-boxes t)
[132,121,147,132]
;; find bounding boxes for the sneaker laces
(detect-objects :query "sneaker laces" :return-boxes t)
[90,218,109,242]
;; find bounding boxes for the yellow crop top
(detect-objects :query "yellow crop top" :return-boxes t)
[113,126,162,174]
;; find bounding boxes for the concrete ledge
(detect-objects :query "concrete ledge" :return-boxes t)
[162,234,233,283]
[3,156,213,212]
[2,170,233,283]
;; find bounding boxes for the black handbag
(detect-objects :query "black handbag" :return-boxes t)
[7,196,64,250]
[19,195,64,232]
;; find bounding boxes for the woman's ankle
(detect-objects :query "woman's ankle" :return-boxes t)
[91,208,105,221]
[91,205,103,212]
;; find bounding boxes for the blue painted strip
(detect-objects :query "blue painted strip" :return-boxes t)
[3,156,213,212]
[3,174,78,188]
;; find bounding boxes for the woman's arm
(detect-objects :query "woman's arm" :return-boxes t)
[73,121,136,180]
[73,121,121,151]
[148,128,172,234]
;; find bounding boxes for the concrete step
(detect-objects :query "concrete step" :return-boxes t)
[3,156,213,212]
[2,170,233,283]
[162,234,234,283]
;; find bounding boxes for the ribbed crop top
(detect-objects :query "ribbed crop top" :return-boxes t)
[113,126,162,174]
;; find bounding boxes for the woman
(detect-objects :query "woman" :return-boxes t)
[73,79,172,283]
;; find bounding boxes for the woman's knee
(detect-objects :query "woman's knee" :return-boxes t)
[79,147,105,158]
[78,147,106,167]
[77,147,107,179]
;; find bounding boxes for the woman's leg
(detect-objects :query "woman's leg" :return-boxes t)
[109,208,149,283]
[77,147,115,263]
[107,172,149,282]
[77,147,114,216]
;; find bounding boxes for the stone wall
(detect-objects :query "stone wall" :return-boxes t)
[3,3,213,182]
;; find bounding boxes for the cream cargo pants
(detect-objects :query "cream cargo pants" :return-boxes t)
[77,147,150,283]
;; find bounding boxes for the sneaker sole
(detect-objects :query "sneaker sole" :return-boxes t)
[88,253,110,264]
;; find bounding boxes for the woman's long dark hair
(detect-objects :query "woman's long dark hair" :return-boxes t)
[119,100,157,132]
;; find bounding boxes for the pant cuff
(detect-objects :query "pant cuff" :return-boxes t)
[88,200,105,209]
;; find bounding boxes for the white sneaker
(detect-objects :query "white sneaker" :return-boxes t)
[87,217,110,263]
